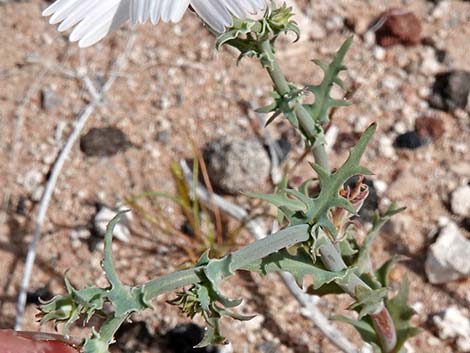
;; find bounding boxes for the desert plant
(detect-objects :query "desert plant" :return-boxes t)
[36,3,419,353]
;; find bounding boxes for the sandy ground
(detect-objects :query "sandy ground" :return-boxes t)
[1,0,469,352]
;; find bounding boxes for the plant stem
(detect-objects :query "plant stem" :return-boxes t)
[260,40,330,172]
[259,39,397,353]
[142,224,309,299]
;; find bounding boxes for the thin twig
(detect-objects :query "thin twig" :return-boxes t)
[179,160,362,353]
[14,36,136,330]
[194,144,224,246]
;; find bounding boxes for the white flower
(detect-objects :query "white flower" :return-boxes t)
[43,0,268,48]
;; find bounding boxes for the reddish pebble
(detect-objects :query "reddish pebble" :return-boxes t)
[374,8,422,47]
[415,116,445,140]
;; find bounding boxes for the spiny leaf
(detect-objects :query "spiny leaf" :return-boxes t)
[305,124,376,233]
[375,255,405,288]
[338,237,358,257]
[385,278,421,353]
[195,316,226,348]
[350,287,388,319]
[250,124,377,235]
[246,191,306,212]
[356,202,405,275]
[39,277,107,335]
[243,247,349,290]
[333,315,381,348]
[305,36,354,124]
[306,281,343,296]
[215,19,257,50]
[82,331,110,353]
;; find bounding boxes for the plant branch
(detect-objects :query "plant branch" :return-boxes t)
[259,40,330,172]
[257,38,397,353]
[142,224,309,299]
[14,36,136,330]
[179,160,363,353]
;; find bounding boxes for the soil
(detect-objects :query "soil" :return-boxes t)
[0,1,469,353]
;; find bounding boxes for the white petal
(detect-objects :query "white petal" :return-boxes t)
[77,1,130,47]
[165,0,190,22]
[42,0,76,17]
[189,0,267,32]
[222,0,250,18]
[149,0,163,24]
[43,0,270,46]
[190,0,232,32]
[130,0,150,24]
[70,0,124,41]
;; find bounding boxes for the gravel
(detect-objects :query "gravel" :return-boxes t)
[451,184,470,217]
[425,222,470,284]
[433,306,470,352]
[204,137,271,194]
[93,205,132,243]
[429,70,470,112]
[80,126,132,157]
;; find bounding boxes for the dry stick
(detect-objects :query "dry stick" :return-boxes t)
[179,160,363,353]
[14,36,136,330]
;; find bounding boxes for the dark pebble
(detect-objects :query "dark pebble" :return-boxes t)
[80,126,131,157]
[15,195,27,215]
[166,323,218,353]
[26,286,53,305]
[462,217,470,232]
[394,131,427,149]
[180,220,195,238]
[435,49,447,63]
[429,70,470,111]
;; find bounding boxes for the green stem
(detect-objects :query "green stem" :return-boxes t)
[142,224,309,299]
[99,315,127,345]
[258,39,396,353]
[260,40,330,172]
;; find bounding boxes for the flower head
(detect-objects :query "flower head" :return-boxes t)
[43,0,268,48]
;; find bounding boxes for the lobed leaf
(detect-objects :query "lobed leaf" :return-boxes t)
[304,36,353,125]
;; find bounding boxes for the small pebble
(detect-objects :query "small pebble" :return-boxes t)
[415,116,445,140]
[433,306,470,353]
[40,88,61,111]
[373,180,388,196]
[429,70,470,112]
[451,185,470,217]
[425,222,470,284]
[378,135,397,159]
[80,126,132,157]
[205,137,271,194]
[394,131,426,149]
[373,46,386,61]
[93,205,132,243]
[374,8,422,47]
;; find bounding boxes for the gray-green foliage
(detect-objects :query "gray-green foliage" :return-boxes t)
[39,4,418,353]
[247,123,375,233]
